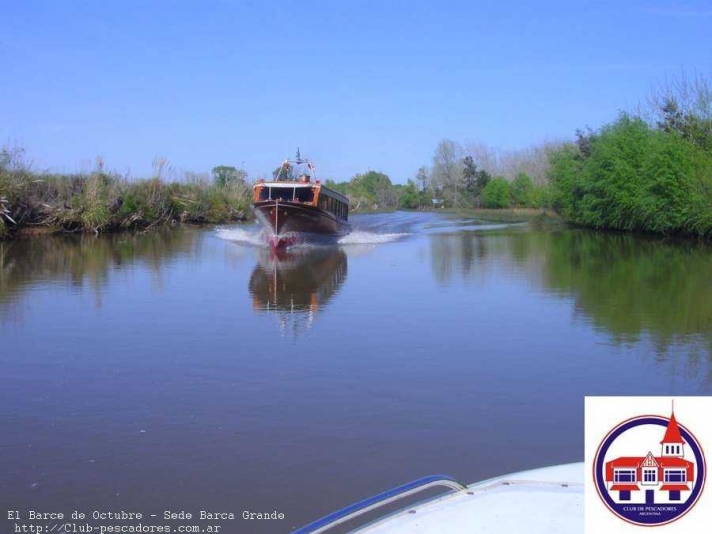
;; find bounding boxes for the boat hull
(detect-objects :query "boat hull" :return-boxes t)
[252,200,351,247]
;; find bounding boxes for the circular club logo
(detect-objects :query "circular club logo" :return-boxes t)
[593,407,706,526]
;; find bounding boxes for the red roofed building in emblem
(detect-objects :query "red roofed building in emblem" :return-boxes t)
[604,408,695,504]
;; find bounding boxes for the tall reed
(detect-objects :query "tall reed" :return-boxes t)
[0,149,251,238]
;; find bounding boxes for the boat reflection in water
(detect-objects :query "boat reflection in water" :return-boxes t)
[248,247,347,337]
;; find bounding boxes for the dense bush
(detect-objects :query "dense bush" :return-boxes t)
[398,180,421,209]
[548,114,712,237]
[481,178,511,208]
[510,173,534,207]
[326,170,398,211]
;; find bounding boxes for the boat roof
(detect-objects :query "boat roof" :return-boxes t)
[255,181,315,188]
[254,181,349,204]
[353,463,583,534]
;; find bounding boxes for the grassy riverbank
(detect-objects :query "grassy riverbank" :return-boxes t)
[0,155,251,239]
[448,207,561,222]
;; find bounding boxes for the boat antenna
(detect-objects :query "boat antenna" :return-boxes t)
[296,147,301,163]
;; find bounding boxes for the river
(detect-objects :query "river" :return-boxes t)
[1,211,710,533]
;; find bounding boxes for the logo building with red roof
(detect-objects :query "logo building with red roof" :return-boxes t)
[605,410,695,504]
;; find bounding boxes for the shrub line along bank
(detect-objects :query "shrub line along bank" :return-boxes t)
[547,113,711,239]
[0,157,251,239]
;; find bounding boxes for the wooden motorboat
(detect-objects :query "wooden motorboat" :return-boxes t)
[252,150,351,249]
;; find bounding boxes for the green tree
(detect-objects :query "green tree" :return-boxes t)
[649,73,712,152]
[212,166,247,186]
[399,180,420,209]
[324,179,349,194]
[476,168,491,193]
[349,171,396,207]
[548,143,582,218]
[462,156,478,195]
[510,173,534,207]
[481,178,511,208]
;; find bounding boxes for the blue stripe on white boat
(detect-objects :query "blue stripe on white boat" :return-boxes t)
[293,475,467,534]
[294,463,584,534]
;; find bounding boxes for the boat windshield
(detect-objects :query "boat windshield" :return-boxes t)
[273,153,315,183]
[259,185,315,203]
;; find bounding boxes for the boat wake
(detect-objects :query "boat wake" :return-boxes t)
[215,227,266,247]
[216,226,408,249]
[216,210,524,250]
[337,230,407,245]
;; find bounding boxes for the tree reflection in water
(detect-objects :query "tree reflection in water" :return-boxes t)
[0,229,202,320]
[430,228,711,379]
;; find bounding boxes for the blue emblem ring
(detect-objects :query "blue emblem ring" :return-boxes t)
[593,416,706,526]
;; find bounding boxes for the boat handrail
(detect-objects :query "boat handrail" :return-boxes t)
[292,474,468,534]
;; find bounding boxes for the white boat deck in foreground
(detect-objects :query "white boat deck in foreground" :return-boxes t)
[354,463,583,534]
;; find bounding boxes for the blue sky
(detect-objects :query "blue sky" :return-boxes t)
[1,0,711,182]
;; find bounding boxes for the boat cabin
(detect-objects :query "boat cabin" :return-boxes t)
[253,154,349,221]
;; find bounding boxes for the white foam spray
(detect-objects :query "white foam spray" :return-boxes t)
[216,226,409,249]
[337,230,408,245]
[215,227,267,247]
